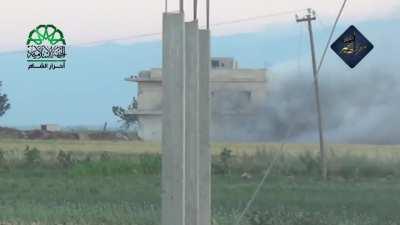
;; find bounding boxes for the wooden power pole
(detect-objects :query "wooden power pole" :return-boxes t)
[296,9,327,180]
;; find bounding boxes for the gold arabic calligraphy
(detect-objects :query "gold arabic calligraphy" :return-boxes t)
[340,32,367,56]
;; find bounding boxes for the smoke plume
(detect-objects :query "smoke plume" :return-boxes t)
[261,62,400,144]
[213,58,399,145]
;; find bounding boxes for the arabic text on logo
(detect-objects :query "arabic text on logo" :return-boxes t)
[26,24,66,70]
[331,25,373,69]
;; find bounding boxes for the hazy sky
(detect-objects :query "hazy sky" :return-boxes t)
[1,0,399,52]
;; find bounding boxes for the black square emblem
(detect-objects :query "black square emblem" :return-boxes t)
[331,25,374,68]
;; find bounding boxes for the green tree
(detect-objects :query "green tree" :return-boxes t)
[0,82,10,118]
[112,97,139,129]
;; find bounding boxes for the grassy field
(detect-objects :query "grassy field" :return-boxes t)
[2,138,400,156]
[1,139,400,225]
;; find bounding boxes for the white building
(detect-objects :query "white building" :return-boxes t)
[126,58,269,141]
[41,124,61,132]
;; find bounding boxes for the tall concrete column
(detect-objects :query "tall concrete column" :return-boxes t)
[198,29,211,225]
[161,12,186,225]
[185,20,200,225]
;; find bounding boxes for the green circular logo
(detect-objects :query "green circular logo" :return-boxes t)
[27,24,66,45]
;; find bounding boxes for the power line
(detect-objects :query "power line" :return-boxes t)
[0,8,307,56]
[0,32,163,56]
[233,3,350,221]
[317,0,348,75]
[211,9,308,27]
[233,126,294,225]
[76,32,162,46]
[233,4,344,211]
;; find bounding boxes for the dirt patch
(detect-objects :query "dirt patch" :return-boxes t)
[25,130,79,140]
[0,127,25,139]
[0,127,140,141]
[87,132,130,141]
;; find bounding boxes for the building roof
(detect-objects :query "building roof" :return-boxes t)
[125,68,267,83]
[127,110,162,116]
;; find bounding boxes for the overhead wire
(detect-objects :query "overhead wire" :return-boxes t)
[315,11,328,29]
[233,125,294,225]
[316,0,348,75]
[233,2,348,224]
[232,19,306,225]
[0,32,162,56]
[211,9,308,27]
[0,8,307,56]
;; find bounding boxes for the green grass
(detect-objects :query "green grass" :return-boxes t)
[1,140,400,225]
[1,166,400,225]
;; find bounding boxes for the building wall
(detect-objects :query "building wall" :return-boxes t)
[211,57,238,69]
[138,115,162,141]
[129,67,269,141]
[138,82,163,111]
[41,124,61,132]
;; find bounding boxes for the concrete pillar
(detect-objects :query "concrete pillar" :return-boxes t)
[185,20,200,225]
[161,12,186,225]
[198,29,211,225]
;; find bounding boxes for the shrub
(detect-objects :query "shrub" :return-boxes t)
[298,151,320,175]
[213,147,234,175]
[247,210,274,225]
[0,148,4,162]
[56,150,74,168]
[23,145,41,165]
[139,153,161,174]
[329,154,398,179]
[100,151,111,161]
[247,208,331,225]
[83,154,92,163]
[0,148,5,168]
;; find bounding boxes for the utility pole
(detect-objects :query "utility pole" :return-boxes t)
[180,0,184,13]
[194,0,198,20]
[296,9,327,180]
[206,0,210,30]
